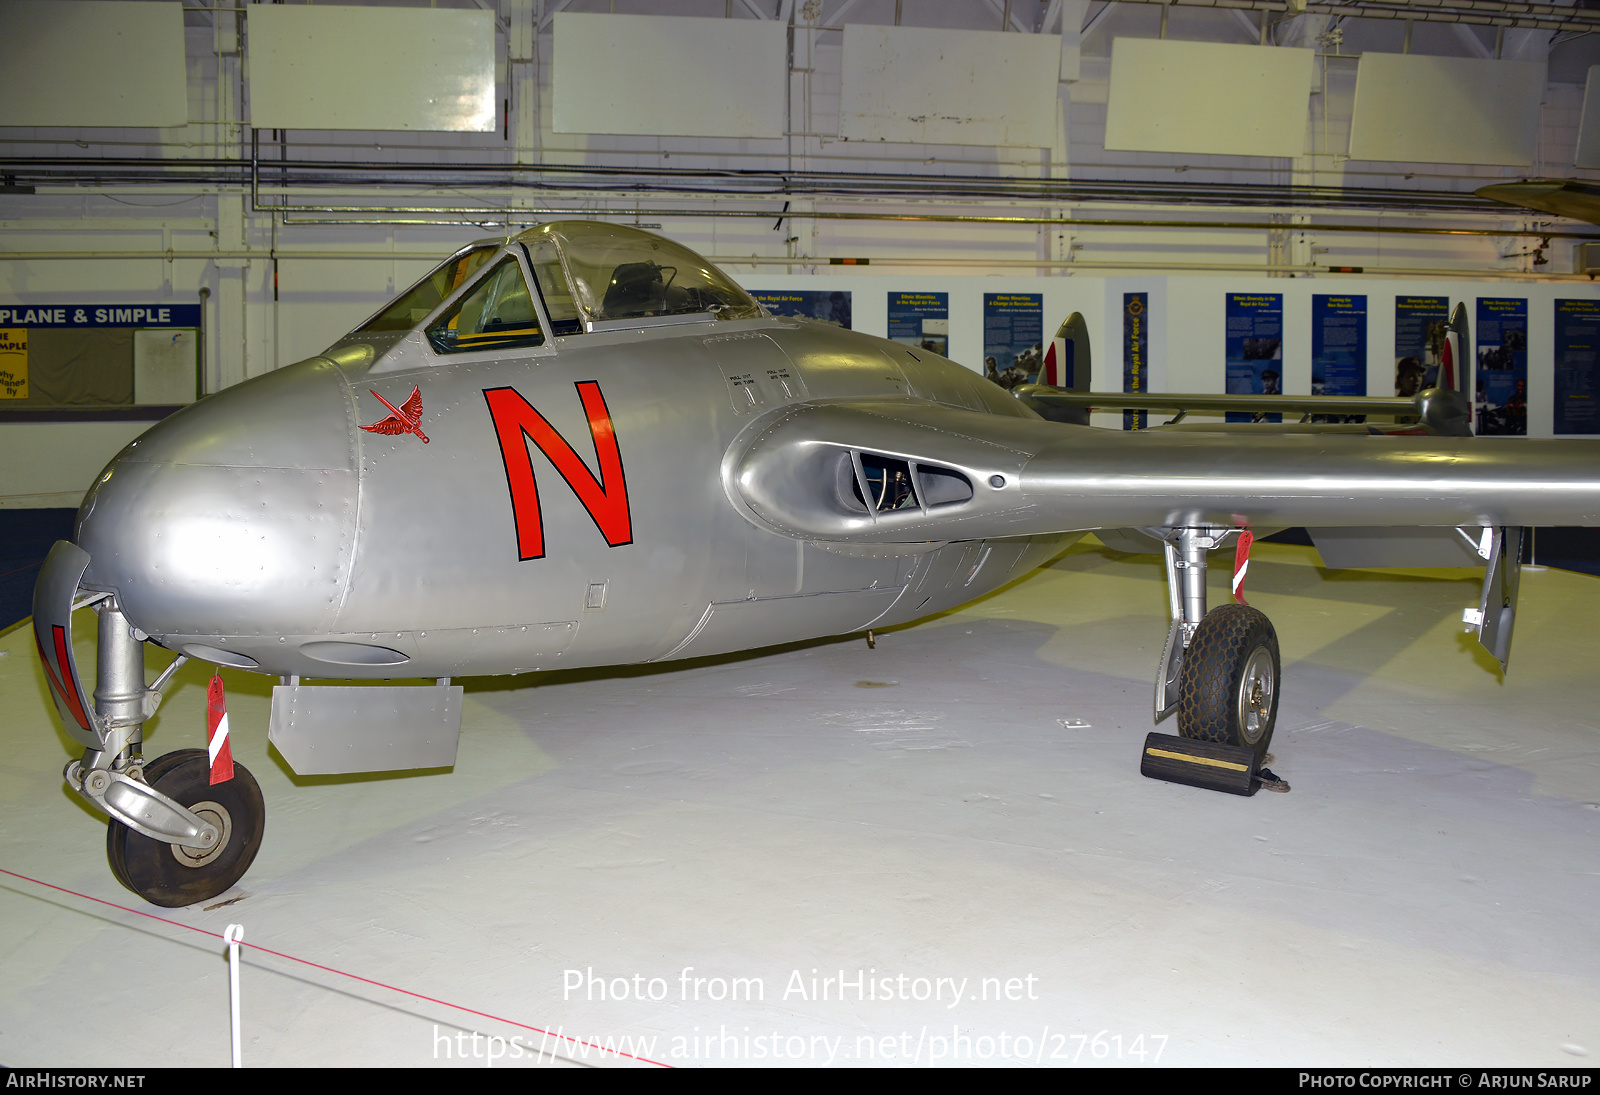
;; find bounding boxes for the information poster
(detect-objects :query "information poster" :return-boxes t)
[751,290,852,329]
[1476,297,1528,436]
[1225,292,1283,423]
[887,292,949,356]
[1123,293,1147,430]
[0,327,26,399]
[1394,296,1448,396]
[0,304,200,407]
[982,293,1043,389]
[1555,298,1600,434]
[1311,294,1366,397]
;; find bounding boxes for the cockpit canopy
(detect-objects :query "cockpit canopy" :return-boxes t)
[518,221,761,325]
[356,220,762,343]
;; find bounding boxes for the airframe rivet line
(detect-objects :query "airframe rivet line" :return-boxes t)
[0,866,672,1069]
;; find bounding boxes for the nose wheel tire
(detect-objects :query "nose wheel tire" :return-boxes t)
[106,750,266,908]
[1176,604,1280,762]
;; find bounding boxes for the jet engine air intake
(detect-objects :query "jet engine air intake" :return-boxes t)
[838,450,973,517]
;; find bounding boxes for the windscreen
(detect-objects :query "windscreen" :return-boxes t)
[519,222,761,324]
[358,245,498,333]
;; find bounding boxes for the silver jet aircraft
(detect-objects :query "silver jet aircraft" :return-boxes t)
[32,221,1600,906]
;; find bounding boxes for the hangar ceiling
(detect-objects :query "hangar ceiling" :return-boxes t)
[2,0,1600,277]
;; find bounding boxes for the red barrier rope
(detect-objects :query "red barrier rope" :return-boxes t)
[0,866,673,1068]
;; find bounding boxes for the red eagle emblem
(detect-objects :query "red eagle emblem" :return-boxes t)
[361,386,430,444]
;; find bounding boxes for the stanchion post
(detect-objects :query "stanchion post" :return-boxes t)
[224,923,244,1067]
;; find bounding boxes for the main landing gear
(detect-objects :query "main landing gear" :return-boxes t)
[1144,527,1288,796]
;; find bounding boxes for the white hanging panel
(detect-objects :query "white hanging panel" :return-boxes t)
[1104,38,1315,159]
[247,5,496,132]
[1575,66,1600,169]
[0,1,187,128]
[838,24,1062,148]
[552,13,787,139]
[1349,53,1546,166]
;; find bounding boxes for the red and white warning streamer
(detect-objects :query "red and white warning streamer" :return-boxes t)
[1232,529,1255,605]
[207,674,234,785]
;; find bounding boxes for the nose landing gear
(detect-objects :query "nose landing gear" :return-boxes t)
[33,543,269,907]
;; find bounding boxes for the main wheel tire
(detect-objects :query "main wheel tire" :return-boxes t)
[1176,604,1280,761]
[106,751,265,908]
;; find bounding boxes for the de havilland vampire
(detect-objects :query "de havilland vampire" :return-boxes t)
[32,221,1600,905]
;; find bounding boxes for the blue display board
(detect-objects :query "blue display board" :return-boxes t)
[1476,297,1528,436]
[1554,298,1600,435]
[887,292,949,356]
[982,293,1043,388]
[1311,294,1366,397]
[1122,293,1148,430]
[752,291,852,329]
[1225,292,1283,423]
[1394,296,1448,396]
[0,304,201,328]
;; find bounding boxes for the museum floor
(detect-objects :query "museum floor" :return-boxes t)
[2,538,1597,1068]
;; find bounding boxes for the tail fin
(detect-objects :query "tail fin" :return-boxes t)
[1440,301,1473,432]
[1019,312,1092,424]
[1042,311,1091,390]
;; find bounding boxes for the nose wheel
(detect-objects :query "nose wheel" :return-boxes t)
[1176,603,1280,762]
[107,750,266,908]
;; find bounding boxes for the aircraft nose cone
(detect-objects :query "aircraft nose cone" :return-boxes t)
[75,357,358,645]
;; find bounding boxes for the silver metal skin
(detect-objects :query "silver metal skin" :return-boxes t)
[33,222,1600,783]
[268,680,463,774]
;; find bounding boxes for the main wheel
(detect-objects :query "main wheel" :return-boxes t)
[1176,604,1279,761]
[106,750,265,908]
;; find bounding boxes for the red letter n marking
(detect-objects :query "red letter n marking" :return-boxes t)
[483,382,633,561]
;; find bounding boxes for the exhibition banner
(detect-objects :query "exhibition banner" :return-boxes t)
[1554,298,1600,435]
[1476,297,1527,436]
[0,304,201,329]
[1311,294,1366,397]
[751,291,852,328]
[1122,292,1148,430]
[982,293,1043,388]
[1393,296,1448,396]
[888,292,949,356]
[1225,292,1282,423]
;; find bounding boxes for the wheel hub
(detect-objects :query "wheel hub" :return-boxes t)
[1237,647,1275,745]
[171,800,232,868]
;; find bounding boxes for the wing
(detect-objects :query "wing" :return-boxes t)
[726,400,1600,544]
[360,415,411,436]
[399,386,423,422]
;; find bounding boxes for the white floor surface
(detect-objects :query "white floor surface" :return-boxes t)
[2,539,1599,1068]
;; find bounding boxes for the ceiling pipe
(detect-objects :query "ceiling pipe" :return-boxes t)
[1098,0,1600,31]
[2,248,1585,281]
